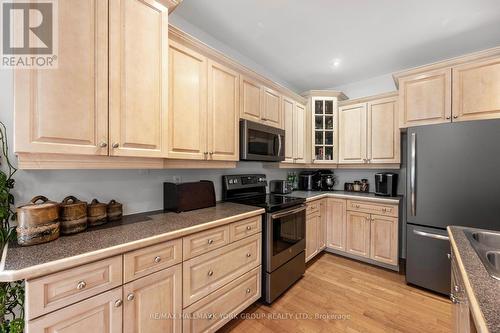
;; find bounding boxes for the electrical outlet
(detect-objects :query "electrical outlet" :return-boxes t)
[173,176,181,184]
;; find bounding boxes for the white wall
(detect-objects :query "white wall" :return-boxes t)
[332,73,396,99]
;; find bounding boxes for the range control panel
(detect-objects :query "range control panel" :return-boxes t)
[223,174,267,191]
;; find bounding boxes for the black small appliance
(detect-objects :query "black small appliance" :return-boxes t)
[318,170,336,191]
[374,173,398,197]
[298,171,320,191]
[269,180,293,194]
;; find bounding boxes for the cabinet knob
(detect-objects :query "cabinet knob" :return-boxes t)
[446,116,451,120]
[207,313,215,320]
[208,270,214,276]
[112,143,119,149]
[453,115,458,119]
[76,281,87,290]
[246,288,251,294]
[99,142,108,148]
[114,299,123,308]
[127,293,135,301]
[207,239,214,245]
[154,256,161,263]
[246,253,252,258]
[246,226,252,231]
[453,285,460,292]
[209,152,213,156]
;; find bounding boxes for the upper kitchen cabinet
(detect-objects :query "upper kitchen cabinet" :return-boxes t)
[167,40,207,160]
[207,60,240,161]
[109,0,169,158]
[338,92,400,166]
[312,97,338,163]
[397,68,451,128]
[240,76,284,129]
[394,48,500,128]
[283,98,306,164]
[452,57,500,122]
[14,0,109,156]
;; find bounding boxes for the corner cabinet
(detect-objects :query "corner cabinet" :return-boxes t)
[338,93,400,165]
[311,97,338,163]
[283,98,306,164]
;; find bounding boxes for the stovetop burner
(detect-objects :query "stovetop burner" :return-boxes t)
[228,194,305,213]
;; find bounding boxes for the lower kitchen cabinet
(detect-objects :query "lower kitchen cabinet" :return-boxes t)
[345,211,371,258]
[305,212,320,262]
[326,198,347,251]
[27,288,123,333]
[123,264,182,333]
[370,215,398,265]
[318,200,327,250]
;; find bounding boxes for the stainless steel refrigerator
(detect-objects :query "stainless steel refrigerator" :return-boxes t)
[406,119,500,295]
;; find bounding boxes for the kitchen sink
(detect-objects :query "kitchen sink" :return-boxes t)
[464,229,500,280]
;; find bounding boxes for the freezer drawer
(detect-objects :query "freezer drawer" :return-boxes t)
[406,224,451,295]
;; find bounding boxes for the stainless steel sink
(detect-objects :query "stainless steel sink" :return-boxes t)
[464,229,500,280]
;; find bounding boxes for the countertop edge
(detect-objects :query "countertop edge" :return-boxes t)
[0,208,265,282]
[300,192,401,204]
[447,227,490,333]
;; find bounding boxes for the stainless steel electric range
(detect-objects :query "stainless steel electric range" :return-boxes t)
[222,174,306,303]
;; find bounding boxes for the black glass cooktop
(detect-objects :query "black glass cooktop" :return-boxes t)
[228,194,305,213]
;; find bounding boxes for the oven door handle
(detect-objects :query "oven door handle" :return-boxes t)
[270,205,306,219]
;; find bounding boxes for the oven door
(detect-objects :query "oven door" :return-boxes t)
[265,205,306,272]
[240,120,285,162]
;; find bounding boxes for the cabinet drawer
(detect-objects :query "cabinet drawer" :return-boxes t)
[26,256,122,320]
[183,267,261,333]
[183,226,230,260]
[306,201,320,215]
[183,233,261,307]
[229,216,261,242]
[124,238,182,283]
[346,200,398,217]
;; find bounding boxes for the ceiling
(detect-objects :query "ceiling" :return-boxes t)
[173,0,500,92]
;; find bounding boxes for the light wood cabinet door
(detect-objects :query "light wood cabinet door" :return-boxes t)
[326,198,347,252]
[346,211,371,258]
[167,40,208,160]
[283,98,294,163]
[452,57,500,122]
[14,0,109,156]
[293,103,307,163]
[123,264,182,333]
[367,97,400,164]
[207,60,239,161]
[27,288,122,333]
[109,0,168,158]
[338,103,367,164]
[398,68,452,128]
[318,200,327,250]
[370,215,398,265]
[240,76,262,122]
[262,87,282,128]
[305,213,319,262]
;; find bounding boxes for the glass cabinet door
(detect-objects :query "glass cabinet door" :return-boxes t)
[312,98,336,162]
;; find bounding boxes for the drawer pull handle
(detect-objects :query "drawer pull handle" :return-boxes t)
[154,256,162,263]
[246,288,251,294]
[246,226,252,231]
[207,313,215,320]
[208,239,214,245]
[208,270,214,276]
[76,281,87,290]
[246,253,252,258]
[355,204,360,208]
[114,299,123,308]
[127,293,135,301]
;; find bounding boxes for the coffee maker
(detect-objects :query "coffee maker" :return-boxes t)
[375,173,398,196]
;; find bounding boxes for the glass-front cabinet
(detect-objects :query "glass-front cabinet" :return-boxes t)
[312,97,337,163]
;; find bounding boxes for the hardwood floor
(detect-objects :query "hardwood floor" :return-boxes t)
[221,253,452,333]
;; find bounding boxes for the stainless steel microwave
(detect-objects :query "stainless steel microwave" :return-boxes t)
[240,120,285,162]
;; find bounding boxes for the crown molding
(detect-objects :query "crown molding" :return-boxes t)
[301,90,348,101]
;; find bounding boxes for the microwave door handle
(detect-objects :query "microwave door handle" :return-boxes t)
[278,134,282,156]
[410,132,417,216]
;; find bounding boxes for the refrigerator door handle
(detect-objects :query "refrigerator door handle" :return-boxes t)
[413,229,449,241]
[410,132,416,216]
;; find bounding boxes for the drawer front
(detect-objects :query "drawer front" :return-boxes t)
[26,256,122,320]
[183,226,230,260]
[124,238,182,283]
[183,233,261,307]
[229,216,261,242]
[306,201,320,215]
[183,267,261,333]
[347,200,398,217]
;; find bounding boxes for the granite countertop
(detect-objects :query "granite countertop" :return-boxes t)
[448,226,500,333]
[0,202,264,282]
[289,190,402,204]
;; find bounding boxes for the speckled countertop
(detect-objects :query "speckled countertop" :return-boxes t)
[0,202,264,282]
[289,190,402,204]
[448,226,500,333]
